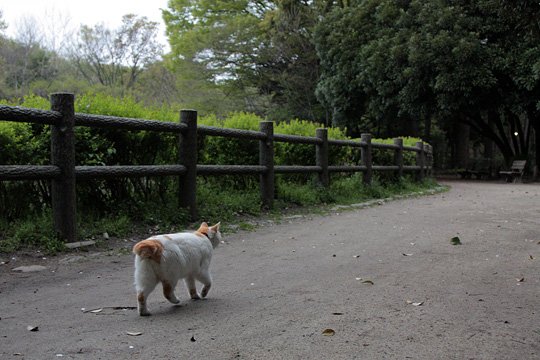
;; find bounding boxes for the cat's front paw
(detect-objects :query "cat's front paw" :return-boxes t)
[189,288,201,300]
[138,308,151,316]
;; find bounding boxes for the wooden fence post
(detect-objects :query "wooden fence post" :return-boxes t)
[361,133,373,185]
[428,144,433,176]
[50,93,76,242]
[316,128,329,187]
[416,141,425,181]
[178,110,198,220]
[259,121,274,209]
[394,138,404,179]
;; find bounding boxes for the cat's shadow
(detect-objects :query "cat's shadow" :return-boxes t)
[150,297,222,318]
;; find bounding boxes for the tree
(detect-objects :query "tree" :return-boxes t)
[498,0,540,178]
[314,0,538,168]
[0,15,57,97]
[163,0,273,113]
[0,10,7,33]
[70,14,163,91]
[256,0,325,121]
[163,0,331,121]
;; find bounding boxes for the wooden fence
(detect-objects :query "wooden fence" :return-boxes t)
[0,93,433,243]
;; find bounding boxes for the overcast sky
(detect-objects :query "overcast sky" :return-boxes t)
[1,0,170,47]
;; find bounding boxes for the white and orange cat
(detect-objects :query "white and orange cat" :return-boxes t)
[133,222,222,316]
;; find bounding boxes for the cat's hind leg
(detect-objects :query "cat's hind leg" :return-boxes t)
[162,280,180,304]
[185,276,200,300]
[135,280,157,316]
[196,269,212,298]
[134,263,158,316]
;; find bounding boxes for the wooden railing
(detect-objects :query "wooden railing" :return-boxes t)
[0,93,433,243]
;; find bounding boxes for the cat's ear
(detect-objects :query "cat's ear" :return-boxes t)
[211,222,221,232]
[197,222,209,233]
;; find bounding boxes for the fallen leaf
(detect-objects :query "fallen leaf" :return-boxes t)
[332,312,344,315]
[355,277,362,281]
[450,236,462,245]
[529,255,535,260]
[402,253,413,256]
[27,325,39,332]
[516,277,525,282]
[322,328,335,336]
[190,336,196,342]
[90,308,103,313]
[412,302,424,306]
[126,331,143,336]
[353,255,360,258]
[362,280,374,285]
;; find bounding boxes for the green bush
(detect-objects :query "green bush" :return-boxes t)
[0,211,64,254]
[275,119,350,167]
[371,137,422,166]
[1,93,433,251]
[200,112,260,167]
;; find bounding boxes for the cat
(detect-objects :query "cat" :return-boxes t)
[132,222,222,316]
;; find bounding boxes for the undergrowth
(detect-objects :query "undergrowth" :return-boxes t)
[0,175,443,254]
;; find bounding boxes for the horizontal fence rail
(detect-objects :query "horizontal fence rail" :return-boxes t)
[0,93,433,243]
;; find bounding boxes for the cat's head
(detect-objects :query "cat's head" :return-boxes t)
[197,222,222,248]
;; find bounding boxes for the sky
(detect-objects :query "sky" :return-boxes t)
[1,0,170,48]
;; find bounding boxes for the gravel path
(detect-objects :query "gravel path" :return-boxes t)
[1,181,539,360]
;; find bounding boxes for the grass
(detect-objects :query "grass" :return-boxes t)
[0,175,445,254]
[0,211,65,254]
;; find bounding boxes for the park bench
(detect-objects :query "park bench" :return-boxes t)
[499,160,526,183]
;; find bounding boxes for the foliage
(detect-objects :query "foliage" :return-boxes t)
[0,211,64,254]
[163,0,331,122]
[0,92,431,252]
[70,14,163,90]
[314,0,539,166]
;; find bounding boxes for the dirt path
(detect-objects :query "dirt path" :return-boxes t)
[1,181,539,360]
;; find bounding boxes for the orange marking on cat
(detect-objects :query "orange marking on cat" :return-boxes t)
[195,222,209,238]
[137,292,145,304]
[163,235,172,241]
[133,239,164,263]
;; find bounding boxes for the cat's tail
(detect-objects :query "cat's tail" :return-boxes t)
[133,239,164,264]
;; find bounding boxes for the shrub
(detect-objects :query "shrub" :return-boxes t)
[1,93,432,251]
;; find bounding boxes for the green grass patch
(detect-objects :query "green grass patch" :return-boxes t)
[0,211,65,254]
[0,175,443,253]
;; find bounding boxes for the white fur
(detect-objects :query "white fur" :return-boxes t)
[134,224,221,316]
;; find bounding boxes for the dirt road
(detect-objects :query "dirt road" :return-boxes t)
[1,181,539,360]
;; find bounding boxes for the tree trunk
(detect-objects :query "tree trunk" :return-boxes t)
[454,122,470,169]
[424,115,432,143]
[534,122,540,180]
